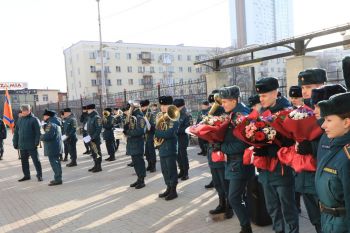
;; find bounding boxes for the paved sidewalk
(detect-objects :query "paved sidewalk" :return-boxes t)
[0,133,314,233]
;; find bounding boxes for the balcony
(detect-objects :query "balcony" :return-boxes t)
[142,75,153,89]
[140,52,152,64]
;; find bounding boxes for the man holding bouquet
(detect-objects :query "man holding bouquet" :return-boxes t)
[254,77,299,233]
[216,86,253,233]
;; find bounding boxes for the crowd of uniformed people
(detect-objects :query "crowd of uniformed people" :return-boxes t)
[3,56,350,233]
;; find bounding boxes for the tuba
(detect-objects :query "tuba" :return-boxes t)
[208,93,222,116]
[154,105,180,147]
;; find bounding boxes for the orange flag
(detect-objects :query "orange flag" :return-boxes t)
[3,87,14,133]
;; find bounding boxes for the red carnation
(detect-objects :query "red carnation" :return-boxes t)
[255,131,266,141]
[255,121,266,128]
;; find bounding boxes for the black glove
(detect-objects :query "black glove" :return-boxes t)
[297,140,313,155]
[278,136,295,147]
[212,143,221,151]
[14,145,18,150]
[123,124,129,132]
[253,147,268,156]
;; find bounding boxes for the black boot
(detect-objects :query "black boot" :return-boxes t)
[130,179,139,187]
[92,158,102,173]
[66,161,77,167]
[0,150,3,160]
[240,225,253,233]
[177,169,184,179]
[159,186,171,198]
[146,161,151,171]
[165,186,178,201]
[149,162,156,173]
[63,154,68,162]
[83,150,90,155]
[225,199,234,219]
[88,160,96,172]
[105,156,115,161]
[135,177,145,189]
[59,154,63,161]
[127,161,134,167]
[209,197,226,214]
[205,180,214,189]
[181,170,189,181]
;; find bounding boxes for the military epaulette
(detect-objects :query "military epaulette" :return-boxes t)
[323,167,338,175]
[343,144,350,160]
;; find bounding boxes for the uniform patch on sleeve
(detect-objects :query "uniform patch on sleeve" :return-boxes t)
[344,144,350,160]
[323,167,338,175]
[45,123,52,132]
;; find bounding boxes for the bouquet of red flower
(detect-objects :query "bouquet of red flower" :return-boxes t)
[268,109,294,139]
[233,110,277,147]
[243,147,279,172]
[283,106,323,142]
[186,115,230,143]
[276,106,321,172]
[277,145,317,172]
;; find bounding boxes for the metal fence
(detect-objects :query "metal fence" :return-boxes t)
[33,77,208,125]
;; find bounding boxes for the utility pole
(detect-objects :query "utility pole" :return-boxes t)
[96,0,106,109]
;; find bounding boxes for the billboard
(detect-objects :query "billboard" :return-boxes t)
[0,82,28,90]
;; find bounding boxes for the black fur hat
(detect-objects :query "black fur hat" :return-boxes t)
[311,84,347,105]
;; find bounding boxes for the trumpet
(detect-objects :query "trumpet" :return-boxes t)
[154,105,180,147]
[114,109,124,118]
[103,110,110,118]
[208,93,222,116]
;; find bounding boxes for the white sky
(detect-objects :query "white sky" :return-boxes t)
[0,0,350,92]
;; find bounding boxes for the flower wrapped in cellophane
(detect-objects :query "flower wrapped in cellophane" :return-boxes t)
[186,115,230,143]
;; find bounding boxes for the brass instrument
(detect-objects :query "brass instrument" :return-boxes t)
[125,101,139,129]
[154,105,180,147]
[114,109,124,118]
[208,93,222,116]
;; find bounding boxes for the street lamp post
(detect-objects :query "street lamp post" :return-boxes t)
[96,0,106,109]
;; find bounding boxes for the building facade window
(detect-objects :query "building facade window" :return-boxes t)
[91,79,97,86]
[126,53,132,60]
[138,66,145,73]
[115,52,120,60]
[117,79,122,85]
[106,79,112,86]
[90,66,96,73]
[104,66,110,73]
[128,79,133,85]
[150,66,155,73]
[187,55,191,61]
[178,55,182,61]
[179,67,183,72]
[188,67,192,73]
[116,66,121,72]
[42,94,48,102]
[159,67,164,73]
[89,52,96,59]
[127,66,132,73]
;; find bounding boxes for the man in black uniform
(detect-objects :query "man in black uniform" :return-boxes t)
[103,108,116,161]
[80,106,91,154]
[86,104,103,173]
[60,111,69,161]
[63,108,78,167]
[196,100,210,156]
[0,118,6,160]
[123,103,147,189]
[173,98,191,180]
[141,100,157,172]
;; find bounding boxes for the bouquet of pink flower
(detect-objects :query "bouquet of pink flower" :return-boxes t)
[233,110,277,147]
[186,115,230,143]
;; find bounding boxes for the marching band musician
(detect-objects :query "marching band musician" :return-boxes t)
[103,108,116,162]
[196,100,210,156]
[122,102,147,189]
[80,106,91,155]
[173,98,191,181]
[86,104,103,173]
[113,107,122,152]
[140,99,157,173]
[155,96,180,201]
